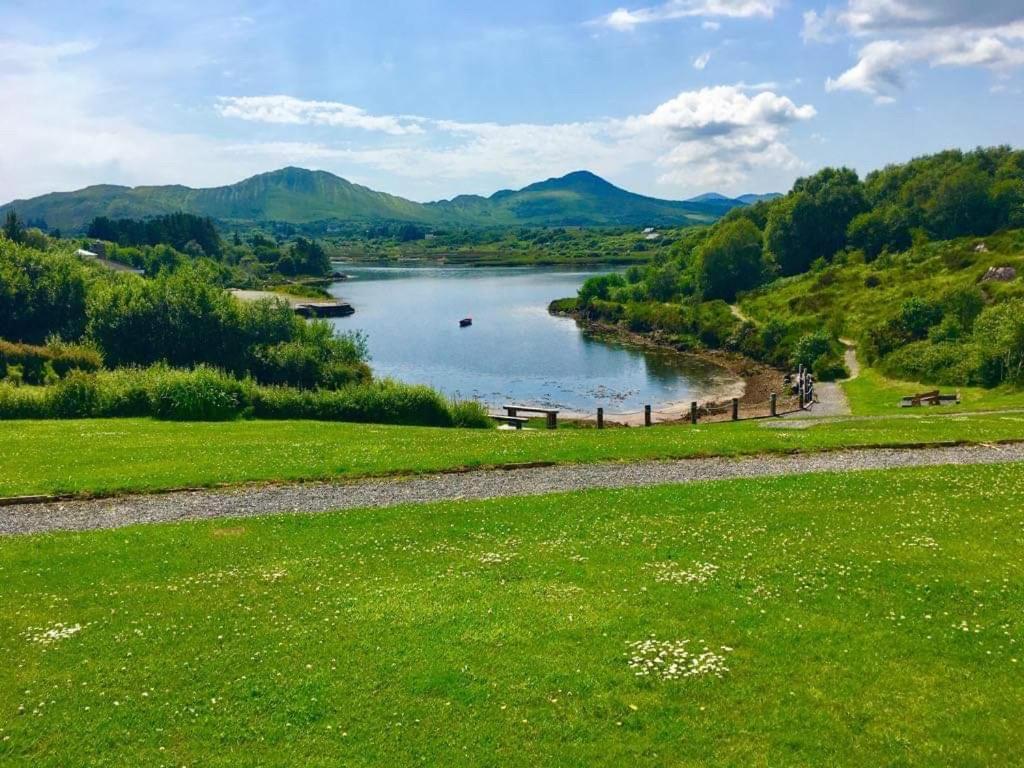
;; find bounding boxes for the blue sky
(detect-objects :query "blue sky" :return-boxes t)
[2,0,1023,202]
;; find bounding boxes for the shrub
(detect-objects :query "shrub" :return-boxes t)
[448,399,491,429]
[812,354,849,382]
[791,330,835,370]
[0,382,48,418]
[881,340,982,386]
[149,366,247,421]
[50,371,102,418]
[0,339,103,385]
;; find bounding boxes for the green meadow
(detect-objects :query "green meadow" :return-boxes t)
[2,463,1022,766]
[3,410,1024,497]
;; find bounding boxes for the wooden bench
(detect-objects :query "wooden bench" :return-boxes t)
[504,405,560,429]
[490,415,530,430]
[900,390,960,407]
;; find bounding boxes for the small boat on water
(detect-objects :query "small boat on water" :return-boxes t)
[459,317,473,328]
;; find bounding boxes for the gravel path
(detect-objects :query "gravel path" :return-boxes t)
[4,442,1024,536]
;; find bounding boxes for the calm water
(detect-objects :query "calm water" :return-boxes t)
[328,265,740,414]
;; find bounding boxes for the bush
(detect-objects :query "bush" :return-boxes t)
[149,366,247,421]
[0,382,48,418]
[249,379,486,428]
[0,339,102,385]
[50,371,102,418]
[790,330,835,370]
[881,340,982,386]
[0,363,491,428]
[448,399,491,429]
[812,354,849,382]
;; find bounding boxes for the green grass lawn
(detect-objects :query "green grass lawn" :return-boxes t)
[2,463,1022,766]
[843,367,1024,416]
[4,411,1024,497]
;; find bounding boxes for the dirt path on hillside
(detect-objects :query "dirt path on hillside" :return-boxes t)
[4,442,1024,536]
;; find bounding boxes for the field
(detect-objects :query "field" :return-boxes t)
[4,411,1024,498]
[2,462,1022,766]
[843,367,1024,416]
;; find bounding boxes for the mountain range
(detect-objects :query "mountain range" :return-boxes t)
[0,168,779,232]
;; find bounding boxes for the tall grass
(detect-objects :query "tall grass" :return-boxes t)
[0,365,492,428]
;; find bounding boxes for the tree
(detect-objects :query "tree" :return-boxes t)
[928,166,996,239]
[973,300,1024,385]
[3,210,25,244]
[578,273,625,304]
[695,218,766,301]
[765,168,868,276]
[847,204,912,260]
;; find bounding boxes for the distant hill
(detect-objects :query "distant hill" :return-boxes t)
[735,193,783,205]
[1,167,766,232]
[428,171,732,227]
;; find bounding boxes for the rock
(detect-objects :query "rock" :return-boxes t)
[981,266,1017,282]
[974,242,989,253]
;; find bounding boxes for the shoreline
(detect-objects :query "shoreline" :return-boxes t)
[549,311,790,426]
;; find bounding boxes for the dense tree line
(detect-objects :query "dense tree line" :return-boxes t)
[88,213,223,256]
[0,238,365,389]
[85,214,333,278]
[571,147,1024,382]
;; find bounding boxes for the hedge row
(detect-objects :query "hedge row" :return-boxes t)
[0,365,491,428]
[0,339,102,385]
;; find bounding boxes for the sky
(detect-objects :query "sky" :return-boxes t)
[2,0,1023,203]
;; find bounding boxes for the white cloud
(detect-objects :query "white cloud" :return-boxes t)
[693,51,712,69]
[812,1,1024,99]
[216,95,425,135]
[0,32,815,202]
[702,20,721,30]
[0,39,96,66]
[220,87,816,195]
[594,0,780,31]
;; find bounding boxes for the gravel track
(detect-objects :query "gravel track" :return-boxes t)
[4,442,1024,536]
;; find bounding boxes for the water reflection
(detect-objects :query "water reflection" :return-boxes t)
[328,264,741,413]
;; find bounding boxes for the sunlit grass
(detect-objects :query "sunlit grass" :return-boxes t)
[2,463,1022,766]
[3,412,1024,497]
[843,367,1024,416]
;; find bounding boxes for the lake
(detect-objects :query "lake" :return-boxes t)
[327,265,741,415]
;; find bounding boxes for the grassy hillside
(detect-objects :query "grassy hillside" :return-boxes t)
[1,169,438,231]
[563,147,1024,389]
[741,229,1024,338]
[1,168,747,233]
[428,171,726,228]
[4,463,1024,765]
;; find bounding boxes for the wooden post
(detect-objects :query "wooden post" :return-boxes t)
[597,407,604,430]
[731,397,739,421]
[770,392,777,417]
[690,401,698,425]
[644,405,652,427]
[546,412,557,430]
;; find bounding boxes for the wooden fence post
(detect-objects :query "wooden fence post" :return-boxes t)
[597,407,604,429]
[690,401,698,425]
[731,397,739,421]
[770,392,777,417]
[644,405,652,427]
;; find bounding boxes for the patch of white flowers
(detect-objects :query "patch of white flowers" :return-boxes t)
[648,561,719,585]
[901,536,939,550]
[479,552,515,565]
[26,622,86,645]
[626,637,732,680]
